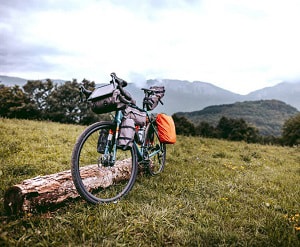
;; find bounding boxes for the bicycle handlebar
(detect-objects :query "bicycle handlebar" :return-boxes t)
[110,72,127,87]
[80,73,163,107]
[110,72,132,102]
[79,85,92,102]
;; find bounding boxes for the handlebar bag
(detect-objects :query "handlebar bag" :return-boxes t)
[143,86,165,111]
[156,113,176,144]
[118,117,135,150]
[123,105,147,126]
[88,84,125,114]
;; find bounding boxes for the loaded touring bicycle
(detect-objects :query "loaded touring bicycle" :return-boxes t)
[71,73,176,204]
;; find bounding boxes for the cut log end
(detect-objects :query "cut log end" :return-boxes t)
[4,186,24,215]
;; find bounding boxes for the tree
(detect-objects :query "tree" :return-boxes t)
[0,84,29,118]
[216,116,259,143]
[45,79,102,124]
[195,121,217,138]
[216,116,232,139]
[45,80,83,123]
[282,113,300,146]
[172,114,196,136]
[23,79,55,119]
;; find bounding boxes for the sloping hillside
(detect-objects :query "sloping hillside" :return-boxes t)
[175,100,299,136]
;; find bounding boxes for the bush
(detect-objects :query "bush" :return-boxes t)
[216,116,259,143]
[0,84,30,119]
[172,114,195,136]
[282,113,300,146]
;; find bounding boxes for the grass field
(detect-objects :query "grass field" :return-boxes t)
[0,118,299,246]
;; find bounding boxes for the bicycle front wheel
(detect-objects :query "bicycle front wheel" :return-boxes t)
[71,121,138,204]
[144,122,166,175]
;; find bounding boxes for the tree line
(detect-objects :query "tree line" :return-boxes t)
[0,79,108,125]
[1,79,299,146]
[172,114,300,146]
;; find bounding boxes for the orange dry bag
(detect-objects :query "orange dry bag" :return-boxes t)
[156,113,176,144]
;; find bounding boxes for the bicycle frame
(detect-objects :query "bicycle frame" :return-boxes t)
[103,106,161,166]
[133,111,160,163]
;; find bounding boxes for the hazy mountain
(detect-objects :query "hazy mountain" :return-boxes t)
[0,75,27,86]
[128,79,300,114]
[126,79,243,114]
[0,75,65,86]
[175,100,299,136]
[245,81,300,110]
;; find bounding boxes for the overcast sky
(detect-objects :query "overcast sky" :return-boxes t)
[1,0,300,94]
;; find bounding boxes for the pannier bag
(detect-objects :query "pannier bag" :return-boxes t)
[88,84,125,114]
[123,105,147,126]
[156,113,176,144]
[118,117,135,150]
[143,86,165,111]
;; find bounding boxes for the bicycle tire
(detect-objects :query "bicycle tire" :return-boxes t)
[71,121,138,204]
[144,122,166,175]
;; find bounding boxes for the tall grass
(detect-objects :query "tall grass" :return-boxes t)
[0,118,299,246]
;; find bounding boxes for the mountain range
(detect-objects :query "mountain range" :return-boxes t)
[1,75,299,114]
[127,79,300,115]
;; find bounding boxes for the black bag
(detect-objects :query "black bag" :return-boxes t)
[88,84,125,114]
[123,105,147,126]
[143,86,165,111]
[118,118,135,150]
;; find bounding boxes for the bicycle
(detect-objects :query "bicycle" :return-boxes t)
[71,73,167,204]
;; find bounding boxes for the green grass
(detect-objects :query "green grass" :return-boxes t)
[0,118,299,246]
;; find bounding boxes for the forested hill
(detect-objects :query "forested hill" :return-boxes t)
[175,100,299,136]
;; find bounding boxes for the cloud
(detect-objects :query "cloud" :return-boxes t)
[0,21,67,78]
[1,0,300,93]
[0,0,79,78]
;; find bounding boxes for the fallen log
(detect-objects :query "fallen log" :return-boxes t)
[4,159,133,215]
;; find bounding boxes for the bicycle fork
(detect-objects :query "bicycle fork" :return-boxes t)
[100,129,115,167]
[101,112,123,167]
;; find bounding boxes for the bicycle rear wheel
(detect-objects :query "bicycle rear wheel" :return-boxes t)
[71,121,138,204]
[144,122,166,175]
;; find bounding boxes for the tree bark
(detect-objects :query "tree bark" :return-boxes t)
[4,159,133,215]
